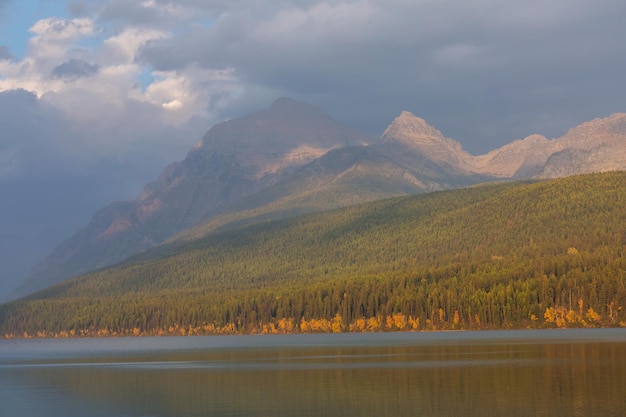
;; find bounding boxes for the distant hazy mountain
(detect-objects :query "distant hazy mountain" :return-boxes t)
[11,101,626,299]
[172,112,493,242]
[12,98,371,297]
[380,110,626,179]
[537,113,626,178]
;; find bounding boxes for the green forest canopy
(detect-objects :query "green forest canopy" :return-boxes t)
[1,172,625,337]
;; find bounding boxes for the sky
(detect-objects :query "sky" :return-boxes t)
[1,0,626,296]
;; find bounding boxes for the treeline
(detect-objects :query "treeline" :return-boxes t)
[1,172,626,337]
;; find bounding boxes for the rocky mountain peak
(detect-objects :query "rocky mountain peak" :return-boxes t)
[382,111,445,144]
[199,97,369,156]
[472,134,556,178]
[381,111,473,171]
[537,113,626,178]
[559,113,626,144]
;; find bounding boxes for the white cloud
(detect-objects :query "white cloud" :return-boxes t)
[142,65,240,124]
[0,18,99,97]
[101,27,169,63]
[29,17,94,41]
[0,9,245,213]
[0,12,236,153]
[29,17,95,60]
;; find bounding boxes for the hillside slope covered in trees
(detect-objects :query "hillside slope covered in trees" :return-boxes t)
[2,172,625,337]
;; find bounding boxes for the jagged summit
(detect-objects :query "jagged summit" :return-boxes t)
[200,97,369,154]
[382,110,473,171]
[382,111,464,153]
[537,112,626,178]
[563,112,626,136]
[382,111,443,140]
[473,134,555,178]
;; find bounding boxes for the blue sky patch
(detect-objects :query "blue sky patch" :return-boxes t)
[0,0,69,59]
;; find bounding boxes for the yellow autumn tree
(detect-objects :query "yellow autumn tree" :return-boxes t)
[586,307,601,324]
[331,314,343,333]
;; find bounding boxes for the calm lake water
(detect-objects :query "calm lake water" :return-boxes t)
[1,329,625,417]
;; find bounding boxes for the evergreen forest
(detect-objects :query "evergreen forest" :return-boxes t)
[2,172,626,338]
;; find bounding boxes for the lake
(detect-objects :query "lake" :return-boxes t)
[1,329,625,416]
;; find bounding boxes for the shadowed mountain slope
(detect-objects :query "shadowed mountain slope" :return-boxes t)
[12,98,372,297]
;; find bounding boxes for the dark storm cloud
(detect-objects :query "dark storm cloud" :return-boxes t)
[0,89,65,178]
[0,89,77,296]
[88,0,232,29]
[98,0,168,25]
[51,58,99,81]
[66,0,92,17]
[0,88,209,298]
[136,0,626,153]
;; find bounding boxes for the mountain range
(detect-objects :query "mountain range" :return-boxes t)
[11,98,626,298]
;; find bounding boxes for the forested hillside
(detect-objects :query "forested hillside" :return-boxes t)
[2,172,625,338]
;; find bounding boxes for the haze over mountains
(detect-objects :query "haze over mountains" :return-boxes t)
[11,98,626,299]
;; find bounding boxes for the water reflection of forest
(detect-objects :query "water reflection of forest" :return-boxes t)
[14,340,626,417]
